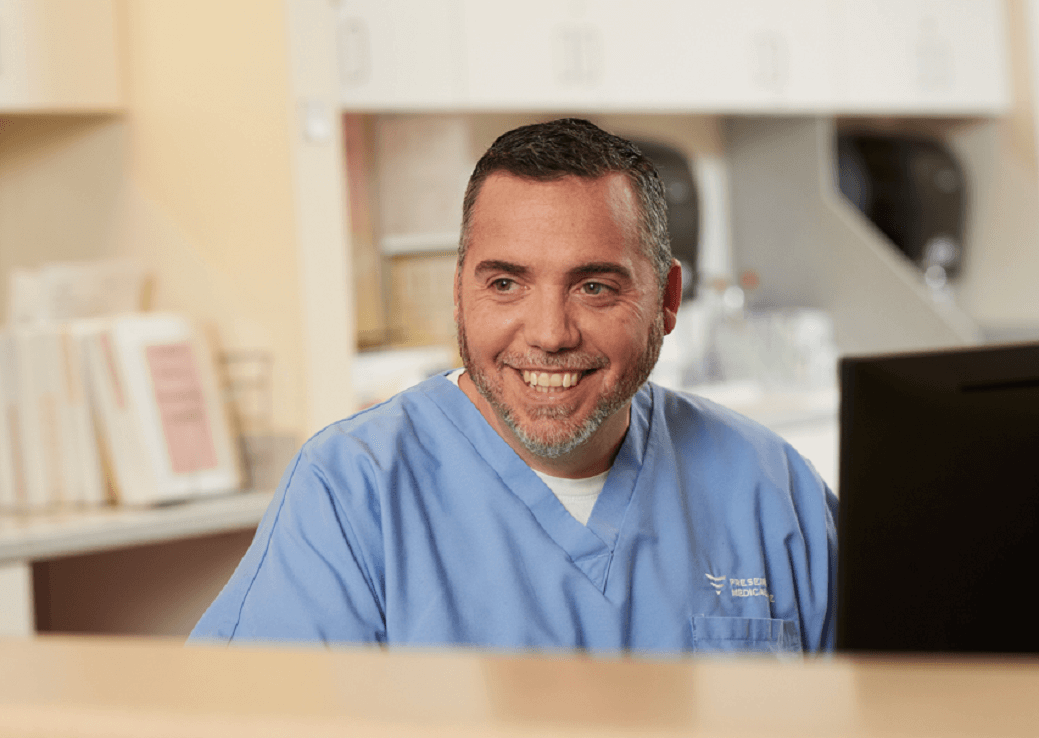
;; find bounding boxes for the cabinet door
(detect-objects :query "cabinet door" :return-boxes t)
[461,0,628,111]
[0,0,121,112]
[463,0,834,113]
[833,0,1009,114]
[613,0,835,112]
[717,0,836,112]
[336,0,464,110]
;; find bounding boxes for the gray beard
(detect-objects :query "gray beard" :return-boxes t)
[456,310,665,459]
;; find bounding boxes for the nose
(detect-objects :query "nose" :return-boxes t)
[524,289,580,353]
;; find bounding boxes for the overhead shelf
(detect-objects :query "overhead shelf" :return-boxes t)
[0,490,272,565]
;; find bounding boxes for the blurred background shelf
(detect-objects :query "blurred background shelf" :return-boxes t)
[0,490,272,564]
[0,491,272,639]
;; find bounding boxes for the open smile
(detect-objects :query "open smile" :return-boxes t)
[521,369,588,393]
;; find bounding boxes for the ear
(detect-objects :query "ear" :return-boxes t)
[662,259,682,334]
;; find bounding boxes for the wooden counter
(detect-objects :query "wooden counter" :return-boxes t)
[1,636,1037,737]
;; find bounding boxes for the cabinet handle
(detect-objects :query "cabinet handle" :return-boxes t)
[915,17,953,93]
[554,23,602,88]
[338,17,370,87]
[752,31,788,95]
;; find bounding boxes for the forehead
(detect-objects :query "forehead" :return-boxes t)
[467,172,644,268]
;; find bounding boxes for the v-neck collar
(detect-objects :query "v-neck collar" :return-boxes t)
[424,373,654,592]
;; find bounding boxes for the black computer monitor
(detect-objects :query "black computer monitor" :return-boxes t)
[836,342,1039,653]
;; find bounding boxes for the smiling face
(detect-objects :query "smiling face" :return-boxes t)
[455,173,681,477]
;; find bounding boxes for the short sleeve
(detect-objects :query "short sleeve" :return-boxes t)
[188,450,387,645]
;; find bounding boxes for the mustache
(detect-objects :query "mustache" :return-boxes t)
[500,351,609,372]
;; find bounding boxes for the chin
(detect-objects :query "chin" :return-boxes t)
[507,410,606,459]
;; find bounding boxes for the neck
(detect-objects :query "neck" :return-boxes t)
[458,372,629,479]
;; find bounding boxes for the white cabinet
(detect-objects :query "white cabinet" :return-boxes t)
[713,0,836,112]
[461,0,628,110]
[336,0,1009,116]
[0,0,121,112]
[459,0,835,113]
[612,0,834,112]
[335,0,465,110]
[833,0,1009,114]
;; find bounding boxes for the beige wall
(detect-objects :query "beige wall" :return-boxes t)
[0,115,125,290]
[114,0,309,436]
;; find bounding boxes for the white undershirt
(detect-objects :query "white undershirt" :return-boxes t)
[532,469,608,525]
[446,369,608,524]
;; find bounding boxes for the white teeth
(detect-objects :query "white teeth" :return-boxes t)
[522,370,581,390]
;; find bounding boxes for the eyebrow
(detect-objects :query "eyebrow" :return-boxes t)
[473,260,634,281]
[473,260,530,278]
[570,262,633,281]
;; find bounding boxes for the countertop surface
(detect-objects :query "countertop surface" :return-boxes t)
[1,636,1037,737]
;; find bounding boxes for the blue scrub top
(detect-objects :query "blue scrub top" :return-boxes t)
[191,375,838,654]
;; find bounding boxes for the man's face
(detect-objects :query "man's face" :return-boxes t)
[455,172,679,469]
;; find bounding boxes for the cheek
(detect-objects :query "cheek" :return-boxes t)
[592,314,649,359]
[460,302,520,356]
[476,304,520,329]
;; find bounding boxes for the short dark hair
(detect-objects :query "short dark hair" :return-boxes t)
[458,118,672,294]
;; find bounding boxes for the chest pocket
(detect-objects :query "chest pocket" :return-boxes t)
[691,616,802,654]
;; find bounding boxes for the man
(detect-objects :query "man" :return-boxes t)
[192,119,837,653]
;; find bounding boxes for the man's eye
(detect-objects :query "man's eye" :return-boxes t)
[581,282,608,296]
[492,278,516,292]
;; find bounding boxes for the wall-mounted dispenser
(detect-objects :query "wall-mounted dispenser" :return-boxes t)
[837,133,967,290]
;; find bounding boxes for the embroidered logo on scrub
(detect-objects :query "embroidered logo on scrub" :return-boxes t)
[705,573,775,603]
